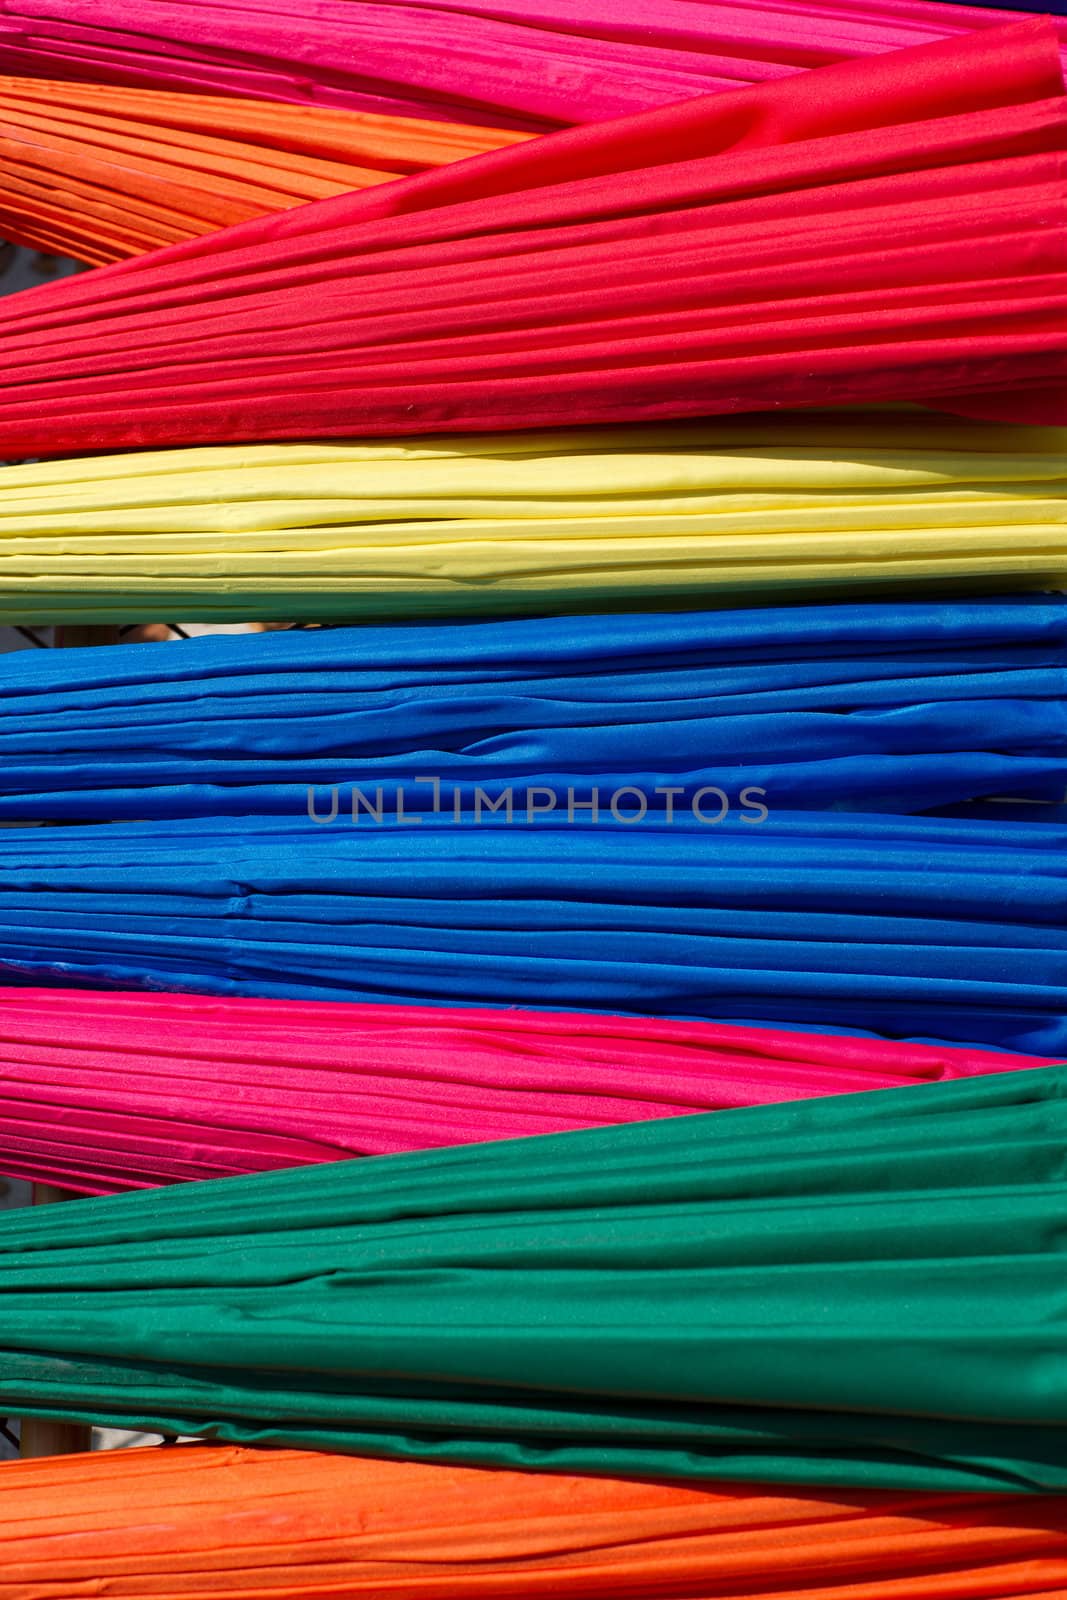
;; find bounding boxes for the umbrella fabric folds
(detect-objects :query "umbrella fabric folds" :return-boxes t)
[0,0,1063,131]
[0,987,1050,1195]
[0,810,1064,1053]
[0,1066,1065,1491]
[0,412,1064,622]
[4,1446,1067,1599]
[0,23,1065,457]
[1,596,1067,819]
[0,78,527,264]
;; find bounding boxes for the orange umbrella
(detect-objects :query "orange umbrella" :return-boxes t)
[2,1444,1066,1598]
[0,77,529,263]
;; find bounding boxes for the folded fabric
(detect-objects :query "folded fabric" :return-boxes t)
[1,1066,1066,1491]
[0,77,527,264]
[0,809,1064,1052]
[0,0,1063,130]
[2,595,1067,818]
[0,412,1065,621]
[0,23,1064,456]
[0,986,1051,1195]
[4,1445,1067,1598]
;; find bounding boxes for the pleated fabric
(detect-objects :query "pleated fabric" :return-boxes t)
[0,986,1052,1195]
[0,23,1065,456]
[0,78,527,264]
[4,1445,1067,1599]
[0,1067,1066,1491]
[0,413,1065,621]
[0,810,1065,1052]
[0,0,1064,130]
[1,596,1067,819]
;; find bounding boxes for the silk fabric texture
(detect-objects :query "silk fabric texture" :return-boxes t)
[4,1446,1067,1599]
[0,987,1051,1195]
[1,24,1065,455]
[0,810,1065,1052]
[0,0,1063,130]
[0,78,527,263]
[1,598,1067,819]
[0,413,1065,621]
[1,1067,1066,1491]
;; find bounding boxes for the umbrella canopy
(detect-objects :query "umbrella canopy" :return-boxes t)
[0,986,1050,1195]
[4,1444,1067,1598]
[0,23,1064,456]
[0,0,1063,131]
[0,413,1064,622]
[0,1066,1065,1491]
[0,810,1063,1052]
[1,596,1066,819]
[0,78,527,263]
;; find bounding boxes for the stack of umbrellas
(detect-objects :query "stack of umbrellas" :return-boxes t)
[2,0,1067,1593]
[0,22,1064,458]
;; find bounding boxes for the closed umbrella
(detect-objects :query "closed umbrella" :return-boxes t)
[0,0,1062,130]
[0,1066,1064,1491]
[0,413,1064,622]
[0,596,1066,818]
[0,986,1050,1194]
[0,77,526,263]
[4,1443,1067,1598]
[0,809,1063,1052]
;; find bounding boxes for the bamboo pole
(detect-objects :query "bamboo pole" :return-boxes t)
[56,625,121,648]
[19,1417,92,1458]
[29,1182,80,1205]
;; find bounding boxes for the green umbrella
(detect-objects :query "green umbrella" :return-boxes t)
[0,1066,1063,1492]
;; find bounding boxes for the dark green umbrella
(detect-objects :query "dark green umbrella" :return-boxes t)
[0,1066,1063,1493]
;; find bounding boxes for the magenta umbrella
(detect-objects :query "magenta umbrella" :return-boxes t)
[0,0,1064,129]
[0,987,1051,1194]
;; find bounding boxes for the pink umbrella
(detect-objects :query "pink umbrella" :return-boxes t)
[0,0,1064,130]
[0,986,1052,1194]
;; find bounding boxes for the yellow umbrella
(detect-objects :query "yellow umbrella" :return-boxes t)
[0,411,1062,622]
